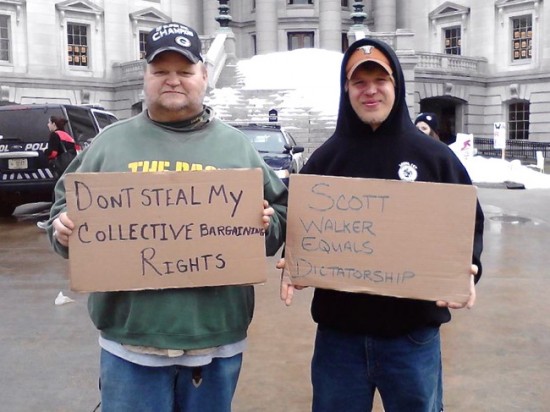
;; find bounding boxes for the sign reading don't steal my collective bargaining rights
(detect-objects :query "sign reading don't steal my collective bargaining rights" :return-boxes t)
[65,169,266,292]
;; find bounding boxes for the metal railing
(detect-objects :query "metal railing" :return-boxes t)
[474,137,550,160]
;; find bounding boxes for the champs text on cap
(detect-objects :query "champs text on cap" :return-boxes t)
[145,22,203,64]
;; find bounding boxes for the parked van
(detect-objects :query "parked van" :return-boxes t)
[0,104,118,216]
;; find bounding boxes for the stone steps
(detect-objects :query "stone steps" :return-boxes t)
[206,63,336,157]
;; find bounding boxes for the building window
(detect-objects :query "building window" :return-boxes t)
[341,0,349,6]
[252,34,257,55]
[252,0,256,10]
[130,8,171,61]
[444,27,461,55]
[429,4,469,55]
[288,32,314,50]
[139,31,148,60]
[508,101,530,140]
[512,15,532,61]
[67,23,89,67]
[0,15,9,62]
[288,0,313,4]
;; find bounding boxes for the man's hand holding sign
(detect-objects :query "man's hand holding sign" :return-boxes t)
[52,169,275,292]
[280,174,479,307]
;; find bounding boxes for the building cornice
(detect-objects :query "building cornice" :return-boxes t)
[55,0,103,16]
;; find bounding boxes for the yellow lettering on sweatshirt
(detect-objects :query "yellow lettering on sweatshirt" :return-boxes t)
[128,161,217,173]
[175,161,217,172]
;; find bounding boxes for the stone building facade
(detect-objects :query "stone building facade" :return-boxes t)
[0,0,548,143]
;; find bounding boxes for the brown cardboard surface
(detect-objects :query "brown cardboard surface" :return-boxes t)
[285,174,478,303]
[65,169,267,292]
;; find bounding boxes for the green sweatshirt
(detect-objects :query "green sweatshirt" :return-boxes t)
[48,108,287,350]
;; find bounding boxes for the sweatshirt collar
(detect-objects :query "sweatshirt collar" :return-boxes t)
[147,105,213,131]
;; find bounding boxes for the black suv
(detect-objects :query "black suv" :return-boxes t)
[0,104,118,216]
[231,123,305,186]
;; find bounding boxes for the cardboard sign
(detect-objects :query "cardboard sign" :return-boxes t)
[285,175,478,303]
[65,169,267,292]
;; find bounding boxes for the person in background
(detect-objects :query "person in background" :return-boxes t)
[45,116,80,162]
[279,38,484,412]
[37,116,80,230]
[45,22,287,411]
[414,112,441,140]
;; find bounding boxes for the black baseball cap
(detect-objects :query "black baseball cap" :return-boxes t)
[415,112,439,131]
[145,22,203,64]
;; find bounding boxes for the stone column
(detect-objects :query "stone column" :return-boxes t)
[256,0,278,54]
[203,1,219,36]
[395,30,417,118]
[319,0,342,51]
[374,0,396,32]
[396,0,411,30]
[171,0,202,33]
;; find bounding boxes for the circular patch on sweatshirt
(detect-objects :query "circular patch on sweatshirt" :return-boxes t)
[398,162,418,181]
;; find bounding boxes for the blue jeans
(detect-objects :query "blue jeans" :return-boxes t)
[100,349,242,412]
[311,326,443,412]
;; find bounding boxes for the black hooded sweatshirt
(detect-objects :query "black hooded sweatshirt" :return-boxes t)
[301,37,484,337]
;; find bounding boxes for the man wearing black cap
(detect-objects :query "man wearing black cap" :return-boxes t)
[46,22,287,411]
[142,22,209,123]
[279,38,484,411]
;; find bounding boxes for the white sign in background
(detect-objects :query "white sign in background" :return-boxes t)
[493,122,506,149]
[456,133,474,160]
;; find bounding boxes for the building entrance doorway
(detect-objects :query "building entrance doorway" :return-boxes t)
[419,97,464,145]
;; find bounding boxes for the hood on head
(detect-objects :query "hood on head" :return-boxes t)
[336,37,410,137]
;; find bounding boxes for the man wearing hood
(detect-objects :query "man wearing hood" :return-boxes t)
[280,38,484,411]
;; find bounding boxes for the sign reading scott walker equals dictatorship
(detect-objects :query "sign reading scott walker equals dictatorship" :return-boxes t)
[284,174,478,304]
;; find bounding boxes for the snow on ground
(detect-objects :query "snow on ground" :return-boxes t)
[215,48,550,189]
[461,156,550,189]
